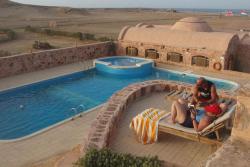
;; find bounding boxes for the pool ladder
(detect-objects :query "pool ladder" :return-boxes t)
[70,104,85,120]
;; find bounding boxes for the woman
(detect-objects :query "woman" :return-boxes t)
[171,99,227,132]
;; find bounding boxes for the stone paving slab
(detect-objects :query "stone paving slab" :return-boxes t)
[110,92,213,167]
[0,107,100,167]
[0,61,93,91]
[205,139,250,167]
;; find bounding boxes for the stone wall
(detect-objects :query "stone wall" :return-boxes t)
[232,96,250,144]
[205,96,250,167]
[82,80,247,167]
[0,42,115,78]
[83,80,190,152]
[235,43,250,73]
[117,41,229,71]
[83,80,233,152]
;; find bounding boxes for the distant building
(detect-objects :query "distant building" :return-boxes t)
[225,10,234,16]
[48,21,57,28]
[117,17,250,72]
[0,32,9,41]
[240,10,248,16]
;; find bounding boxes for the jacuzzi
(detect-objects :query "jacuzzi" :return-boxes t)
[94,56,154,77]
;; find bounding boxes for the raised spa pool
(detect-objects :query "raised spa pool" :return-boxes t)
[0,57,238,140]
[94,56,154,77]
[97,56,147,66]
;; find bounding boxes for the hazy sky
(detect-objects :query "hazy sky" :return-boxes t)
[11,0,250,9]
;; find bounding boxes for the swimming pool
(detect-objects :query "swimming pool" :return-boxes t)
[0,62,238,140]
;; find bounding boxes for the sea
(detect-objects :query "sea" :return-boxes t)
[176,8,249,14]
[9,0,250,15]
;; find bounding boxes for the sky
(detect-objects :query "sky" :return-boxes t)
[11,0,250,9]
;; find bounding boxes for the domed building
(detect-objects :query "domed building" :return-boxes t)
[171,17,213,32]
[117,17,244,71]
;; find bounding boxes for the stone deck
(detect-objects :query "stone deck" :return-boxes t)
[0,61,93,91]
[110,92,213,167]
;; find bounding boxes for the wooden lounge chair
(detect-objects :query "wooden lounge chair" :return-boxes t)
[165,90,193,101]
[158,102,237,148]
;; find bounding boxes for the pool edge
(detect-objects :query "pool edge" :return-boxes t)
[0,104,104,143]
[0,61,239,141]
[155,67,240,91]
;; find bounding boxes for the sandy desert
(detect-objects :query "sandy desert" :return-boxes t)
[0,0,250,55]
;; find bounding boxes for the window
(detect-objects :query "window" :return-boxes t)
[192,56,209,67]
[145,49,159,59]
[167,52,183,63]
[126,47,138,56]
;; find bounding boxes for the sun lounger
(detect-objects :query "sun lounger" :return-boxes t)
[158,104,237,147]
[165,90,192,101]
[165,89,233,107]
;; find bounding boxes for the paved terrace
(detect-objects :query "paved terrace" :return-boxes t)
[0,61,93,91]
[0,62,250,167]
[0,107,100,167]
[110,92,213,167]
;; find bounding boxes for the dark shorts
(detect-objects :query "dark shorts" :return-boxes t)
[198,97,210,102]
[180,111,194,128]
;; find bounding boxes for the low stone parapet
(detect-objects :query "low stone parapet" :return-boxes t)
[83,80,234,152]
[0,42,114,78]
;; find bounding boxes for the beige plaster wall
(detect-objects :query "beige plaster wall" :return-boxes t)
[0,42,114,78]
[117,41,229,71]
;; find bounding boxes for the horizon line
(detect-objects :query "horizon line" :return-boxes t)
[9,1,250,10]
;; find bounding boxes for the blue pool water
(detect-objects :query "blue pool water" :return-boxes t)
[100,57,146,66]
[0,68,237,140]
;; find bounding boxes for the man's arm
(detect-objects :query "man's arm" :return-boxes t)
[207,85,218,104]
[192,86,199,104]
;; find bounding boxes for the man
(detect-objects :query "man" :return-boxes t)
[192,77,218,106]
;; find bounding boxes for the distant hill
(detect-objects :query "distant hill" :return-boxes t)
[0,0,89,18]
[0,0,20,7]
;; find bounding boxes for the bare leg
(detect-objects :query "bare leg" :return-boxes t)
[171,100,188,124]
[171,101,178,123]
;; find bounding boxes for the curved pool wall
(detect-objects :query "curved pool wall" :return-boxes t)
[94,56,154,77]
[0,65,238,140]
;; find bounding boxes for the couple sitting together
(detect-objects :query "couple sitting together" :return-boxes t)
[171,77,228,132]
